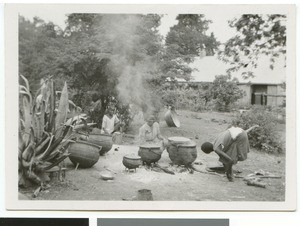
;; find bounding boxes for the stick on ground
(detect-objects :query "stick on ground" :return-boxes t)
[190,164,223,177]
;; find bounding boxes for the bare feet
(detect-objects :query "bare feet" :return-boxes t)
[226,173,234,182]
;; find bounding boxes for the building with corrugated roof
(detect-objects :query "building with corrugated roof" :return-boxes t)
[186,55,286,106]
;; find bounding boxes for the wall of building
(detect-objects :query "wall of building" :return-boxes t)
[238,84,285,107]
[267,85,278,106]
[175,81,285,108]
[268,85,286,107]
[237,84,251,106]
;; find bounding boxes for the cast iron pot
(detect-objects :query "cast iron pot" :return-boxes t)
[123,154,142,170]
[138,144,162,165]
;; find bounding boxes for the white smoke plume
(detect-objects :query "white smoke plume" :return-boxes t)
[94,14,162,116]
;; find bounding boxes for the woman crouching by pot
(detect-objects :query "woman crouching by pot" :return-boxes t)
[201,125,259,182]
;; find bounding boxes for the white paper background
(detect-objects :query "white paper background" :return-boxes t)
[0,0,299,225]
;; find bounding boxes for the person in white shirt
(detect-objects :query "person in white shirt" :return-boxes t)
[101,107,121,135]
[139,115,163,143]
[138,115,167,151]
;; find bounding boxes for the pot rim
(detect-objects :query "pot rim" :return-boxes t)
[139,144,161,149]
[171,141,197,147]
[72,140,102,150]
[168,136,191,143]
[177,143,197,147]
[123,155,142,160]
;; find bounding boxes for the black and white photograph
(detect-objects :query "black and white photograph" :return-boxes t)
[5,4,296,210]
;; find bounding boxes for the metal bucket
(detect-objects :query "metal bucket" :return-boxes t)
[164,109,180,127]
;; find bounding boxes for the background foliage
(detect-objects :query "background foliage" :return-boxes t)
[233,106,285,153]
[19,14,219,128]
[206,75,245,112]
[218,14,286,78]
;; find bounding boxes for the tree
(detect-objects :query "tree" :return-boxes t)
[19,16,65,93]
[205,32,220,56]
[160,14,220,82]
[218,14,286,78]
[19,13,220,126]
[56,14,164,125]
[206,75,245,112]
[19,14,166,127]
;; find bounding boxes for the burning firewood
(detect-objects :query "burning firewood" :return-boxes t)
[153,163,175,175]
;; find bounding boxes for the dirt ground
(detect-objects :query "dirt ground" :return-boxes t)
[20,110,286,201]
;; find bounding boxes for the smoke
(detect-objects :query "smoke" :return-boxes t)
[94,14,161,117]
[117,62,157,111]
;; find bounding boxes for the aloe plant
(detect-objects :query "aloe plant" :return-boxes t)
[18,75,84,190]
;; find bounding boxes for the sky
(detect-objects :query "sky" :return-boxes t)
[190,55,285,84]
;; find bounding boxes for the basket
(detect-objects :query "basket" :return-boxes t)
[167,139,197,166]
[123,154,142,170]
[138,144,162,165]
[68,141,101,168]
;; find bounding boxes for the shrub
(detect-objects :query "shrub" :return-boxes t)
[69,91,103,128]
[233,106,285,153]
[161,87,209,112]
[270,106,286,124]
[207,75,245,112]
